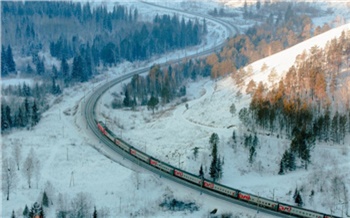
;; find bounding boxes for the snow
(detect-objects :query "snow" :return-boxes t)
[242,23,350,88]
[2,1,350,218]
[98,19,350,218]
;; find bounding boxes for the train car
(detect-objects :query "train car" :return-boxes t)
[149,158,174,174]
[174,169,202,185]
[278,203,323,218]
[96,120,339,218]
[130,147,150,163]
[97,121,106,135]
[238,192,278,211]
[115,138,130,152]
[213,182,239,198]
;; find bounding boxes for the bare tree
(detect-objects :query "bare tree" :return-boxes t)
[71,192,93,218]
[22,148,40,189]
[2,157,17,201]
[57,193,70,218]
[12,140,22,170]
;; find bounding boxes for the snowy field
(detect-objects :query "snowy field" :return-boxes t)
[2,1,350,218]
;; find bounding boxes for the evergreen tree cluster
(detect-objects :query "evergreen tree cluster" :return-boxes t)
[278,149,296,175]
[209,133,223,181]
[293,188,303,207]
[0,81,59,133]
[1,45,16,77]
[2,1,206,72]
[24,202,44,218]
[117,58,211,109]
[243,133,258,164]
[1,98,40,133]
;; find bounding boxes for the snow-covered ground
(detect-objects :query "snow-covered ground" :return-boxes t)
[2,1,350,218]
[99,23,350,217]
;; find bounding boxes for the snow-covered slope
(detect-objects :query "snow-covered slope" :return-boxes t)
[100,22,350,217]
[2,1,350,218]
[242,23,350,88]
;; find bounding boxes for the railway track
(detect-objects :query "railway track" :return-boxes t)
[82,2,337,218]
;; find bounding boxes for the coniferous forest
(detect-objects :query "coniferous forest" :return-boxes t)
[1,1,206,133]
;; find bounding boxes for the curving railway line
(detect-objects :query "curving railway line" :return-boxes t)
[82,2,340,218]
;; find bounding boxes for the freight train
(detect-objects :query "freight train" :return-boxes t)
[97,121,339,218]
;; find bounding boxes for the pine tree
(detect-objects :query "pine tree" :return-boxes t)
[42,191,49,207]
[11,210,15,218]
[93,206,97,218]
[295,191,303,207]
[29,202,43,218]
[288,151,296,171]
[216,157,223,179]
[1,104,8,132]
[193,147,199,160]
[199,165,204,178]
[210,142,218,181]
[232,130,236,144]
[1,45,8,77]
[24,98,30,127]
[72,55,84,82]
[147,96,159,114]
[278,158,284,175]
[209,133,219,150]
[249,145,256,164]
[6,45,16,73]
[31,100,39,126]
[230,103,236,117]
[5,105,12,129]
[60,57,69,83]
[123,88,131,107]
[23,205,29,217]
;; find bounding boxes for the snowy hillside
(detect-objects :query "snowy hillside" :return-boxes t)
[100,22,350,217]
[2,1,350,218]
[1,1,264,218]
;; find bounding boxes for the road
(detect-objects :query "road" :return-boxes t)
[82,2,289,218]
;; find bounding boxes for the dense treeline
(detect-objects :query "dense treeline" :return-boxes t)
[1,80,62,133]
[1,1,207,131]
[209,2,331,79]
[117,2,329,109]
[238,31,350,172]
[116,59,207,109]
[2,1,206,82]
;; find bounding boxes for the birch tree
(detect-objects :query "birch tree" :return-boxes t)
[2,157,17,201]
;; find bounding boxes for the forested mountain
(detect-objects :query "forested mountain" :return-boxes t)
[1,1,207,133]
[116,2,332,111]
[237,30,350,173]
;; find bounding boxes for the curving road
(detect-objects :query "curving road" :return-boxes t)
[83,2,288,218]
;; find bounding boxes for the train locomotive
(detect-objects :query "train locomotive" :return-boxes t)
[97,121,339,218]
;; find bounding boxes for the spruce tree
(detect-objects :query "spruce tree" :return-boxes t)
[278,159,284,175]
[147,96,159,114]
[1,45,8,76]
[6,45,16,73]
[199,165,204,178]
[42,191,49,207]
[23,205,29,217]
[93,206,97,218]
[209,133,219,150]
[216,157,223,179]
[30,202,44,218]
[123,89,131,107]
[295,191,303,207]
[11,210,15,218]
[31,101,39,126]
[210,143,218,181]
